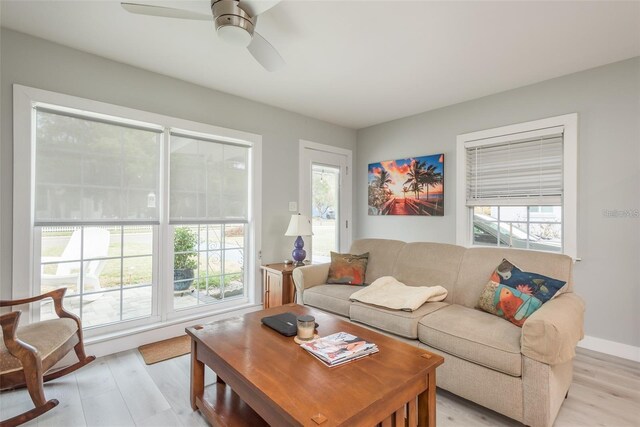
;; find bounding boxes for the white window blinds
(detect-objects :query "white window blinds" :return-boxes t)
[34,108,162,225]
[169,133,249,223]
[465,130,564,206]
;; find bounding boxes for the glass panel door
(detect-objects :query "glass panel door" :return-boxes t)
[311,164,340,263]
[299,144,352,263]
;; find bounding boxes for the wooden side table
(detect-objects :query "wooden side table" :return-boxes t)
[260,263,296,308]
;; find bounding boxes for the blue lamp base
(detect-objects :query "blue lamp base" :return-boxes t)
[291,235,307,267]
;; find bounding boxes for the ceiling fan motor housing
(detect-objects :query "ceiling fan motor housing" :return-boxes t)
[212,0,255,46]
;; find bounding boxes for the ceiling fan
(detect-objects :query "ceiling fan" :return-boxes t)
[121,0,285,71]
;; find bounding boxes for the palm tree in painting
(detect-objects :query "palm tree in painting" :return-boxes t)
[368,182,381,208]
[404,159,427,199]
[421,164,442,201]
[369,168,393,211]
[402,186,409,199]
[410,181,421,200]
[375,168,392,189]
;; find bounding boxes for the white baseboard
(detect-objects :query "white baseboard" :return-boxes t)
[578,335,640,363]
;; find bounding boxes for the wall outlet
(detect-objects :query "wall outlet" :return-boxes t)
[288,202,297,212]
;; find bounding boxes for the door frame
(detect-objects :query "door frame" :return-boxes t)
[298,140,353,260]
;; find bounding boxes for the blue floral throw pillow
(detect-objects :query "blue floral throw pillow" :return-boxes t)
[477,259,567,327]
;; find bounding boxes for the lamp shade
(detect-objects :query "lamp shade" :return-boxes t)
[285,214,313,236]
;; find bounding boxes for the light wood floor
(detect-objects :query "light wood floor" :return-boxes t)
[1,347,638,426]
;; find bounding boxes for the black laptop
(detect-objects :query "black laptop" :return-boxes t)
[261,312,298,336]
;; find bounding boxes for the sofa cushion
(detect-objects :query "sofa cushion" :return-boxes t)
[302,285,359,317]
[350,301,449,339]
[327,252,369,285]
[418,304,523,377]
[391,242,466,303]
[1,318,78,374]
[454,247,573,309]
[349,239,406,285]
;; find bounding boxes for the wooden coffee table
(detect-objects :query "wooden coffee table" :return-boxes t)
[187,303,443,426]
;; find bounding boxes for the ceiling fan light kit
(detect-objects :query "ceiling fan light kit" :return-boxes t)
[213,0,254,47]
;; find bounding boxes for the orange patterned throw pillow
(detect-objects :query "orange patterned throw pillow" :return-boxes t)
[477,259,567,327]
[327,252,369,286]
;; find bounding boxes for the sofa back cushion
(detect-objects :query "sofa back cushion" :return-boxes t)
[454,247,573,308]
[349,239,406,284]
[392,242,466,303]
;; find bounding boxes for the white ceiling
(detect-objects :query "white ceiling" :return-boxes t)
[2,1,639,129]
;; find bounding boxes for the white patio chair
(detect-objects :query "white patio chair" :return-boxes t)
[41,228,111,297]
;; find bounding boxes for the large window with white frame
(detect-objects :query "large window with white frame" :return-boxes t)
[456,114,577,259]
[14,85,261,334]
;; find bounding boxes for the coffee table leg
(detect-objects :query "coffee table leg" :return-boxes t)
[417,371,436,427]
[190,339,204,411]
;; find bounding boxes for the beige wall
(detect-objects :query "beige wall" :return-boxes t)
[0,29,356,300]
[356,57,640,348]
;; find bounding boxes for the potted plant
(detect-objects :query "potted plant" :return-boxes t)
[174,227,198,292]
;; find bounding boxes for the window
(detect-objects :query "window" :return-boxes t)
[34,108,160,328]
[172,224,246,310]
[472,206,562,252]
[14,85,261,334]
[456,114,577,259]
[169,132,250,309]
[40,225,154,327]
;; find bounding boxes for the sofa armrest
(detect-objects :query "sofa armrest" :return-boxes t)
[521,292,585,365]
[292,263,330,303]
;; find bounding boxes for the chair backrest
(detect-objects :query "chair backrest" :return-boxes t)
[83,228,111,278]
[55,230,82,276]
[56,228,110,276]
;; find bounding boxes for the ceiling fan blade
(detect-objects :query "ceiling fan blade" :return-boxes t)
[239,0,281,17]
[121,3,211,20]
[247,31,285,72]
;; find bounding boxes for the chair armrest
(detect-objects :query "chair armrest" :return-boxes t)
[292,263,330,302]
[0,311,40,364]
[521,292,585,365]
[0,288,82,331]
[1,287,67,307]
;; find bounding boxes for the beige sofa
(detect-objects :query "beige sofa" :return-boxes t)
[293,239,585,427]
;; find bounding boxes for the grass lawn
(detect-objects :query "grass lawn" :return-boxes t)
[41,227,245,291]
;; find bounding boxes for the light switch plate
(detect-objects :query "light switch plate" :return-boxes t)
[288,202,297,212]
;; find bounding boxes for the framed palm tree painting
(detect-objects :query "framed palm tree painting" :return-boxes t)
[368,154,444,216]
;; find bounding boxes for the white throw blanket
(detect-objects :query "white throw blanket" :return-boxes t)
[349,276,448,312]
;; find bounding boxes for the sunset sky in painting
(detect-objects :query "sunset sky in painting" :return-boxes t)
[368,154,444,198]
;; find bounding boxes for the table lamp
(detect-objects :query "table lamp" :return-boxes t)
[285,214,313,266]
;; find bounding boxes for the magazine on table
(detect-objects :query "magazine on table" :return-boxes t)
[299,332,378,366]
[305,346,379,367]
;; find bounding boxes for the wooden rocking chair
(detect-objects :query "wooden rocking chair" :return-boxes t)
[0,288,95,427]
